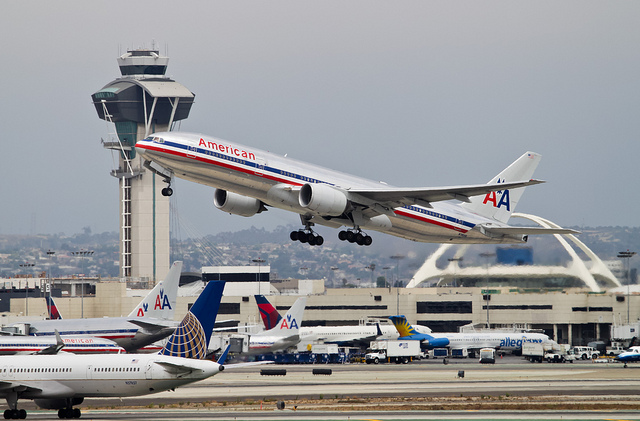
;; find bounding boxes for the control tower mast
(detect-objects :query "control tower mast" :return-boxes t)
[91,48,195,282]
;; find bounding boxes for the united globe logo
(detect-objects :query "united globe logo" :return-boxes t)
[160,312,207,359]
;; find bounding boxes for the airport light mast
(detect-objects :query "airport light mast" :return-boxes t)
[91,47,195,282]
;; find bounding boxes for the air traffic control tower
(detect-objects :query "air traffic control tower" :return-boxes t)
[91,49,195,282]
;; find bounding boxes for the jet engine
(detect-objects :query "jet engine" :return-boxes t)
[34,398,84,410]
[298,183,348,216]
[214,189,264,217]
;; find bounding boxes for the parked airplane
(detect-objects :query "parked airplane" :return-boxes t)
[390,315,550,353]
[0,280,230,419]
[245,297,307,354]
[44,297,61,320]
[0,333,124,355]
[255,295,399,347]
[136,132,576,246]
[15,261,183,353]
[617,346,640,367]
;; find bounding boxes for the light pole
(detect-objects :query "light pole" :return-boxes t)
[390,255,404,315]
[252,258,265,295]
[46,250,55,317]
[479,252,496,328]
[365,264,376,287]
[72,250,94,318]
[19,262,35,316]
[618,250,636,324]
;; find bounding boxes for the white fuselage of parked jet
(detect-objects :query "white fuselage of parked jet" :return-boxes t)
[0,353,221,401]
[135,132,574,246]
[433,332,550,352]
[299,324,400,346]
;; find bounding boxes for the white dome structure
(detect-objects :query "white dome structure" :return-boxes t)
[406,213,621,292]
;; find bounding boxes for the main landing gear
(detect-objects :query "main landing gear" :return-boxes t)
[3,409,26,420]
[57,407,81,419]
[338,229,373,246]
[290,216,324,246]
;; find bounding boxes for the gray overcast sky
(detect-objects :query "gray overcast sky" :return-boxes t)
[0,1,638,237]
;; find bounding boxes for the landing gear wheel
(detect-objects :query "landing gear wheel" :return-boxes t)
[3,409,10,420]
[338,230,348,241]
[289,231,299,241]
[314,235,324,246]
[73,408,81,418]
[363,235,373,246]
[17,410,25,420]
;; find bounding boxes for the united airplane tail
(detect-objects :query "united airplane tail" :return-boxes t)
[45,296,62,320]
[255,295,282,330]
[462,151,541,224]
[128,261,182,319]
[159,280,226,359]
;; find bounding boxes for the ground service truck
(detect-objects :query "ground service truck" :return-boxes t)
[365,340,421,364]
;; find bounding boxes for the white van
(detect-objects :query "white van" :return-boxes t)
[570,346,599,360]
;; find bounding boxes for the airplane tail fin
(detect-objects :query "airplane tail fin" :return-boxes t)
[462,152,541,223]
[389,315,419,337]
[129,261,182,319]
[159,280,225,359]
[255,295,283,330]
[45,296,62,320]
[265,297,307,336]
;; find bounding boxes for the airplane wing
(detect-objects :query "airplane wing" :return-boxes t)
[348,179,544,209]
[34,330,65,355]
[128,319,176,333]
[154,360,205,375]
[221,361,274,369]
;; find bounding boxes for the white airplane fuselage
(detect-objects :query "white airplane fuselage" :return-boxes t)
[0,335,124,355]
[434,332,550,351]
[0,353,221,401]
[300,324,399,345]
[135,132,529,244]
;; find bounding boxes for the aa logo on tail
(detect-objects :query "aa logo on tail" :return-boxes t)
[280,314,299,330]
[136,288,172,317]
[482,179,511,211]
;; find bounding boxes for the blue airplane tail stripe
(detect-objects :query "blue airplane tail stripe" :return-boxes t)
[159,280,225,359]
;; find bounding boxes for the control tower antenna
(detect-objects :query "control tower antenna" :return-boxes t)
[91,47,195,282]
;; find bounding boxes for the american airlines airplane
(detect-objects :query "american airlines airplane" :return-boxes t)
[0,333,124,355]
[390,316,550,353]
[135,132,576,246]
[0,280,230,419]
[245,297,307,355]
[255,295,402,346]
[16,261,183,353]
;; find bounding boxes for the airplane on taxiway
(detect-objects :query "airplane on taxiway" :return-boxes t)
[389,315,550,353]
[255,295,400,347]
[135,132,577,246]
[0,280,260,420]
[617,346,640,367]
[14,261,184,353]
[0,331,124,355]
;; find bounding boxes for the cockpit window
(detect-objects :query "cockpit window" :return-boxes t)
[147,136,164,144]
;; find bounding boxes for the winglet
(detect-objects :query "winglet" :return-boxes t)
[217,345,231,365]
[36,329,65,355]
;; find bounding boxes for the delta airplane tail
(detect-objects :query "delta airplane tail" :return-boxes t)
[45,296,62,320]
[128,261,182,319]
[255,295,283,330]
[159,280,225,359]
[462,151,541,224]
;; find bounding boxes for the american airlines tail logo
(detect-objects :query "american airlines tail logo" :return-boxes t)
[482,179,511,210]
[136,288,172,317]
[280,314,299,330]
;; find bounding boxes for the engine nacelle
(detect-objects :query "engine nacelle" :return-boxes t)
[35,398,84,410]
[299,183,348,216]
[214,189,263,217]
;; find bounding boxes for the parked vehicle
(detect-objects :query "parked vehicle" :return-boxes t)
[571,346,600,360]
[365,340,421,364]
[428,348,449,359]
[606,342,626,356]
[451,348,468,358]
[522,342,545,363]
[479,348,496,364]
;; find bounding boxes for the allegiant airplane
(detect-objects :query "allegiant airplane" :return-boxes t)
[135,132,577,246]
[390,315,550,353]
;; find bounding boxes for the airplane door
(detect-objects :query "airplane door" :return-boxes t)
[145,361,153,380]
[187,145,197,159]
[86,365,93,380]
[1,366,6,379]
[254,158,266,177]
